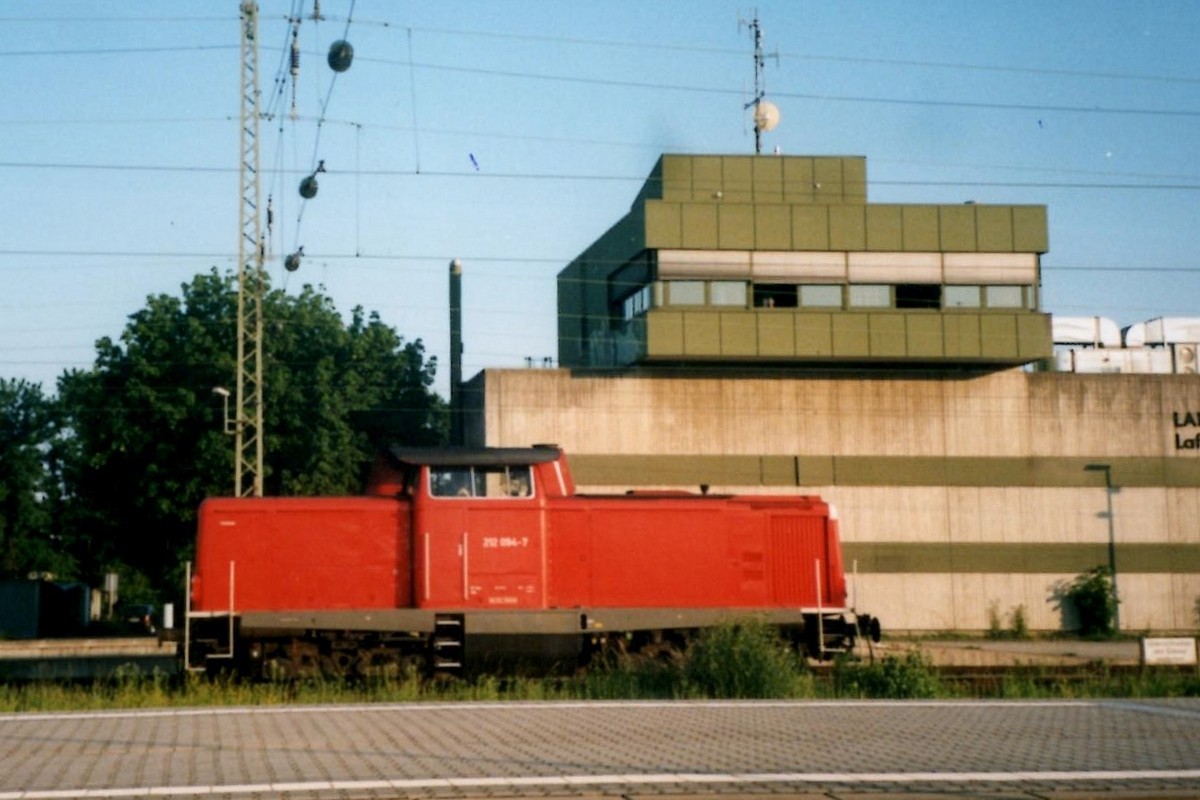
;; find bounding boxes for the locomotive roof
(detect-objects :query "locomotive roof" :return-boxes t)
[383,444,562,467]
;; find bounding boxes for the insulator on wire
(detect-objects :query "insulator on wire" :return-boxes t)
[289,25,300,118]
[285,246,304,272]
[290,30,300,77]
[327,40,353,72]
[298,160,325,199]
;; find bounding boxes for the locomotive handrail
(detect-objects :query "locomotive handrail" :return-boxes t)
[815,559,824,660]
[184,560,238,672]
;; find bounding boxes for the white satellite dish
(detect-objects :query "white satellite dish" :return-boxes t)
[754,100,781,132]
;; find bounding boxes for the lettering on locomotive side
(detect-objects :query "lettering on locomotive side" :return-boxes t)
[1174,410,1200,451]
[481,536,531,548]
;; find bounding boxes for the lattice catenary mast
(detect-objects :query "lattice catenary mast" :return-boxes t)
[235,0,265,497]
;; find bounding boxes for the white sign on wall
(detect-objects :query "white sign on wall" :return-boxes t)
[1141,637,1198,666]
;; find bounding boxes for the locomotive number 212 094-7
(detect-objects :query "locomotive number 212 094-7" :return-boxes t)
[481,536,529,548]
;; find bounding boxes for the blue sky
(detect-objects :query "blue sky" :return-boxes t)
[2,1,1198,398]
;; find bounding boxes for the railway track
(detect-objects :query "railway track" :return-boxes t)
[2,636,1187,694]
[927,662,1197,693]
[0,637,177,681]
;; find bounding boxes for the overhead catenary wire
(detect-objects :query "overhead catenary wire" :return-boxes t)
[1,247,1197,282]
[406,27,422,174]
[289,0,357,257]
[19,11,1186,90]
[2,6,1198,393]
[263,0,309,274]
[4,159,1200,195]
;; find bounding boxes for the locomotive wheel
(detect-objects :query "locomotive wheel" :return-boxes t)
[357,647,395,678]
[321,649,356,678]
[286,640,321,679]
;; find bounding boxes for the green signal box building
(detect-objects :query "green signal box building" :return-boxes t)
[462,152,1199,633]
[558,154,1051,370]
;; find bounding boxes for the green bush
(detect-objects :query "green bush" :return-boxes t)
[1010,605,1029,639]
[986,602,1004,639]
[582,651,684,699]
[682,619,805,699]
[1063,567,1119,637]
[832,651,941,699]
[987,602,1031,640]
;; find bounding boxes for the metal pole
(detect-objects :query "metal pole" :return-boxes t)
[748,16,764,154]
[183,561,192,671]
[236,0,264,497]
[1102,470,1119,631]
[449,259,463,445]
[1085,463,1119,631]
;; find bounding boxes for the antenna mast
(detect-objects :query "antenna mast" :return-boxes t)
[750,14,765,154]
[235,0,265,497]
[743,11,780,154]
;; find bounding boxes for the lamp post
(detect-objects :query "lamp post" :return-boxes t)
[213,387,237,494]
[1083,463,1119,631]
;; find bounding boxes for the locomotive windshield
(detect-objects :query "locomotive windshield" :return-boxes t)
[430,464,533,498]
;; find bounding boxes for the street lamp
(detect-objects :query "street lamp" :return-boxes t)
[1083,463,1119,631]
[212,386,235,435]
[213,386,240,496]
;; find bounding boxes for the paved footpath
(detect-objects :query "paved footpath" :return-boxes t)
[1,699,1199,799]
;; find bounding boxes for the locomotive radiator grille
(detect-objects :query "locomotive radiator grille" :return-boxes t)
[769,515,824,606]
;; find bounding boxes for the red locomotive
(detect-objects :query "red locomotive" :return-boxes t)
[185,445,878,677]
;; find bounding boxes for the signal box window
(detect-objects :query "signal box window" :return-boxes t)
[710,281,748,306]
[621,285,652,320]
[985,285,1026,308]
[848,284,890,307]
[430,465,533,498]
[753,284,797,308]
[944,286,981,308]
[895,284,941,309]
[799,285,842,308]
[665,281,705,306]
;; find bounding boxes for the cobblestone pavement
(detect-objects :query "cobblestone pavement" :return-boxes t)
[1,699,1199,799]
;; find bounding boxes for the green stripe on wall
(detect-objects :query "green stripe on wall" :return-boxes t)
[842,542,1200,574]
[569,455,1200,488]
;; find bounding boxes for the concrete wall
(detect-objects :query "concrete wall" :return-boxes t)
[464,367,1200,633]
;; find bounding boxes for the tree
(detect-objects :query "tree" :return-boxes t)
[259,284,446,495]
[57,269,446,597]
[1061,566,1119,637]
[0,379,71,579]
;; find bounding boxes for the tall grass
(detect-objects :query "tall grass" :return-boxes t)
[681,618,810,698]
[3,624,1197,712]
[831,650,942,699]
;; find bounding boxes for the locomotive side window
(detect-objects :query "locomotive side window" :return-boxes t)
[431,467,475,497]
[429,464,533,498]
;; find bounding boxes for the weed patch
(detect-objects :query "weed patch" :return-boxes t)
[832,651,942,699]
